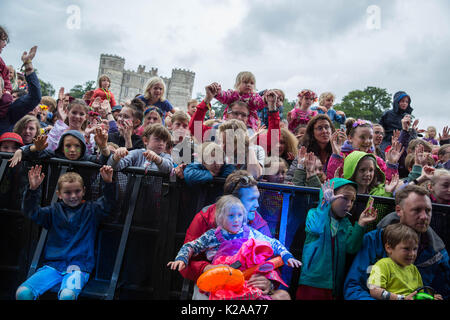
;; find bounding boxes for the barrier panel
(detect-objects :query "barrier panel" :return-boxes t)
[0,152,449,300]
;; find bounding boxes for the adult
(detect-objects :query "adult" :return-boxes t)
[379,91,413,152]
[343,185,450,300]
[137,76,175,120]
[180,170,291,300]
[0,46,41,135]
[285,114,335,183]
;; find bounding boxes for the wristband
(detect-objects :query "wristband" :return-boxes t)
[381,290,391,300]
[397,294,405,300]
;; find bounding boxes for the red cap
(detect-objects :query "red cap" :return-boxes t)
[0,132,24,147]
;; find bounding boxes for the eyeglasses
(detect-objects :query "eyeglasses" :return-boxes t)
[230,175,256,194]
[227,110,249,118]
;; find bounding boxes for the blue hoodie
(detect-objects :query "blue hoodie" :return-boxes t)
[343,212,450,300]
[22,178,116,273]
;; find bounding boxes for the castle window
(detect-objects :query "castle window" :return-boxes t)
[126,74,130,82]
[124,87,129,97]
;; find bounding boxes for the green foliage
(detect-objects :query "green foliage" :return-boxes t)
[282,99,296,120]
[39,78,55,97]
[334,86,391,123]
[69,80,96,99]
[195,92,226,118]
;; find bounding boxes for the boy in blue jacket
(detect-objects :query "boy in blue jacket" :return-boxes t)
[296,178,377,300]
[16,164,115,300]
[343,185,450,300]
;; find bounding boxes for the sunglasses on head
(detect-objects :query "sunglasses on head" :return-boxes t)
[231,175,256,194]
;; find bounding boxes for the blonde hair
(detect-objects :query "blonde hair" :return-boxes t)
[430,169,450,185]
[187,99,198,107]
[319,92,335,106]
[171,110,190,125]
[215,195,248,227]
[425,126,437,139]
[234,71,256,91]
[57,172,84,191]
[143,76,166,102]
[280,128,299,157]
[41,96,57,112]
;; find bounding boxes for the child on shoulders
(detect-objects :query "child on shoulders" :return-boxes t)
[311,92,346,125]
[287,89,318,132]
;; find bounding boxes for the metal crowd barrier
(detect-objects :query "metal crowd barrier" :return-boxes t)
[0,152,449,300]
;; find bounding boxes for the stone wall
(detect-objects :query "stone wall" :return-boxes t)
[98,54,195,110]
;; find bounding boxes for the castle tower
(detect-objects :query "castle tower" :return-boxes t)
[98,54,125,102]
[166,69,196,111]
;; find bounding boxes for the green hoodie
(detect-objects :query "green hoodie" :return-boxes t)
[298,178,366,297]
[343,151,393,229]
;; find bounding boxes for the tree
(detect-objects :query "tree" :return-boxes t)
[195,92,227,118]
[39,79,55,97]
[334,86,391,123]
[69,80,96,99]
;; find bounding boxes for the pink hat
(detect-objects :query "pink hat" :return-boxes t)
[0,132,24,147]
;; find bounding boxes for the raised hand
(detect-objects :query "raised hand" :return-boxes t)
[385,173,400,193]
[58,87,65,101]
[28,165,45,190]
[33,135,48,152]
[91,97,102,112]
[21,45,38,63]
[386,140,404,164]
[330,130,346,155]
[305,152,317,177]
[414,144,426,166]
[174,163,187,179]
[99,165,114,183]
[167,260,185,271]
[418,165,435,183]
[8,149,23,168]
[321,180,344,207]
[439,126,450,142]
[297,146,307,169]
[94,127,108,150]
[358,202,378,227]
[391,129,401,145]
[412,119,425,134]
[265,90,278,110]
[249,124,266,144]
[401,115,412,131]
[100,99,111,117]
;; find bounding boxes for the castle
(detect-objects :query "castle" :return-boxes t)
[97,54,195,111]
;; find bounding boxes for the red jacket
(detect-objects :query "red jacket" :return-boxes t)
[188,100,217,143]
[0,57,12,92]
[89,88,117,107]
[179,203,271,281]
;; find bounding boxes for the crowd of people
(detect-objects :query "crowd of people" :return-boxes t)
[1,25,450,301]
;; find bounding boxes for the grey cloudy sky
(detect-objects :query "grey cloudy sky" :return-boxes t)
[1,0,449,132]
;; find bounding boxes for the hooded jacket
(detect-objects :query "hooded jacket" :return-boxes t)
[298,178,366,297]
[22,130,106,164]
[380,91,413,148]
[343,212,450,300]
[327,142,398,183]
[22,180,115,274]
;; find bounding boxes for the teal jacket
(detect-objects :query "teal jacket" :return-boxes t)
[298,178,366,297]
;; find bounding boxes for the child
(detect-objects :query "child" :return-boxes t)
[327,119,401,182]
[368,223,443,300]
[137,76,174,121]
[436,144,450,170]
[261,156,288,184]
[187,99,198,118]
[111,105,122,121]
[423,126,439,146]
[0,26,12,97]
[89,74,117,108]
[0,132,24,153]
[292,147,325,187]
[287,89,318,132]
[16,165,115,300]
[311,92,346,125]
[46,99,96,155]
[107,123,174,177]
[168,195,302,299]
[136,106,163,136]
[170,110,195,166]
[296,178,378,300]
[428,169,450,205]
[108,98,145,150]
[294,123,307,146]
[213,71,266,130]
[183,142,235,186]
[372,123,385,160]
[13,115,41,145]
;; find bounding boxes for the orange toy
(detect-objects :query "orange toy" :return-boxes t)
[196,266,245,293]
[242,256,284,280]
